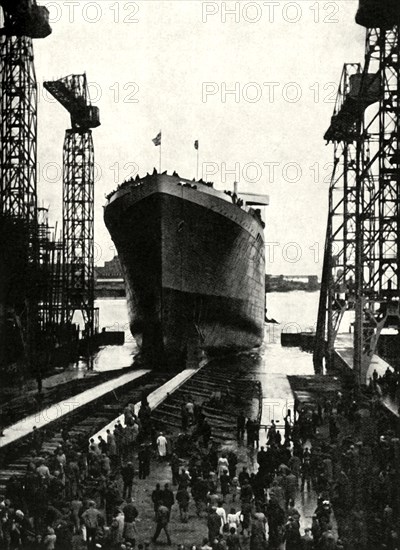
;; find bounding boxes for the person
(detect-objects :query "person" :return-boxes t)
[227,527,241,550]
[121,461,135,500]
[186,398,195,424]
[170,453,180,486]
[100,453,111,477]
[176,485,190,523]
[124,517,137,547]
[107,429,118,466]
[89,438,101,455]
[98,435,108,454]
[162,483,175,518]
[181,403,189,431]
[250,511,267,550]
[227,508,241,532]
[215,500,227,533]
[230,476,239,502]
[152,483,163,519]
[157,432,168,460]
[123,497,138,523]
[152,501,172,545]
[284,414,292,443]
[320,527,336,550]
[237,413,246,440]
[178,467,191,489]
[32,426,43,453]
[208,507,222,543]
[192,475,208,516]
[238,467,250,487]
[43,526,57,550]
[301,449,312,492]
[202,418,212,447]
[257,447,268,472]
[70,495,83,534]
[284,516,301,550]
[267,420,276,444]
[301,528,314,550]
[284,470,298,507]
[217,454,229,478]
[227,451,238,479]
[114,507,125,545]
[220,469,230,502]
[82,500,102,550]
[269,480,285,512]
[289,453,301,481]
[253,420,260,448]
[287,499,300,522]
[246,418,254,447]
[36,458,51,480]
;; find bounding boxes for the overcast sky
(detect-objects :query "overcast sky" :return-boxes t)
[34,0,366,275]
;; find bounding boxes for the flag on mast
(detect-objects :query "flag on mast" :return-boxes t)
[152,131,162,146]
[194,140,199,180]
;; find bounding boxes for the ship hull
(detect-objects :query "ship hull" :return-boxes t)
[104,175,266,369]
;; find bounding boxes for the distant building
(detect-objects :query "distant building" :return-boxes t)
[265,274,320,292]
[95,257,125,297]
[95,256,123,279]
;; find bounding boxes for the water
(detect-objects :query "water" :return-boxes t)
[93,291,319,380]
[90,298,139,371]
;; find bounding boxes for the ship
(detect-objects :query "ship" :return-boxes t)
[104,171,268,369]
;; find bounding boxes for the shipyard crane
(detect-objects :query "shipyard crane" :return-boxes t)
[43,74,100,342]
[0,0,51,368]
[314,0,400,385]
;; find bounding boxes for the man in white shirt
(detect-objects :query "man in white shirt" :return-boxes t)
[215,500,227,534]
[157,432,168,461]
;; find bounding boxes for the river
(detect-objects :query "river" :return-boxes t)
[92,290,318,378]
[90,291,319,438]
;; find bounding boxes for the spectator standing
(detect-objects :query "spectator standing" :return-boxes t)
[176,485,190,523]
[121,461,135,500]
[152,503,172,545]
[157,432,168,461]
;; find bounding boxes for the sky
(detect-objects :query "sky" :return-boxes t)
[33,0,367,276]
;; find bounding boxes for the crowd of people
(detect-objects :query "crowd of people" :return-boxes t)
[282,387,400,550]
[0,395,156,549]
[372,366,400,404]
[1,374,399,550]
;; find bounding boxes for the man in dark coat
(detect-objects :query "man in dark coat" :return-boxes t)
[170,453,180,486]
[152,502,171,545]
[121,461,135,500]
[192,476,208,516]
[176,486,190,523]
[162,483,175,518]
[257,447,268,473]
[237,413,246,440]
[151,483,163,519]
[208,507,222,543]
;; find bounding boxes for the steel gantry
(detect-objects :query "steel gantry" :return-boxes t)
[314,0,400,385]
[43,74,100,341]
[0,1,51,367]
[314,64,362,371]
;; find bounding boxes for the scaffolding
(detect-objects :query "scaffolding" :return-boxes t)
[315,1,400,384]
[44,74,100,341]
[0,1,51,369]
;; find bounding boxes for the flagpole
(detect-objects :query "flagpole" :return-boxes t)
[159,141,162,173]
[196,147,199,180]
